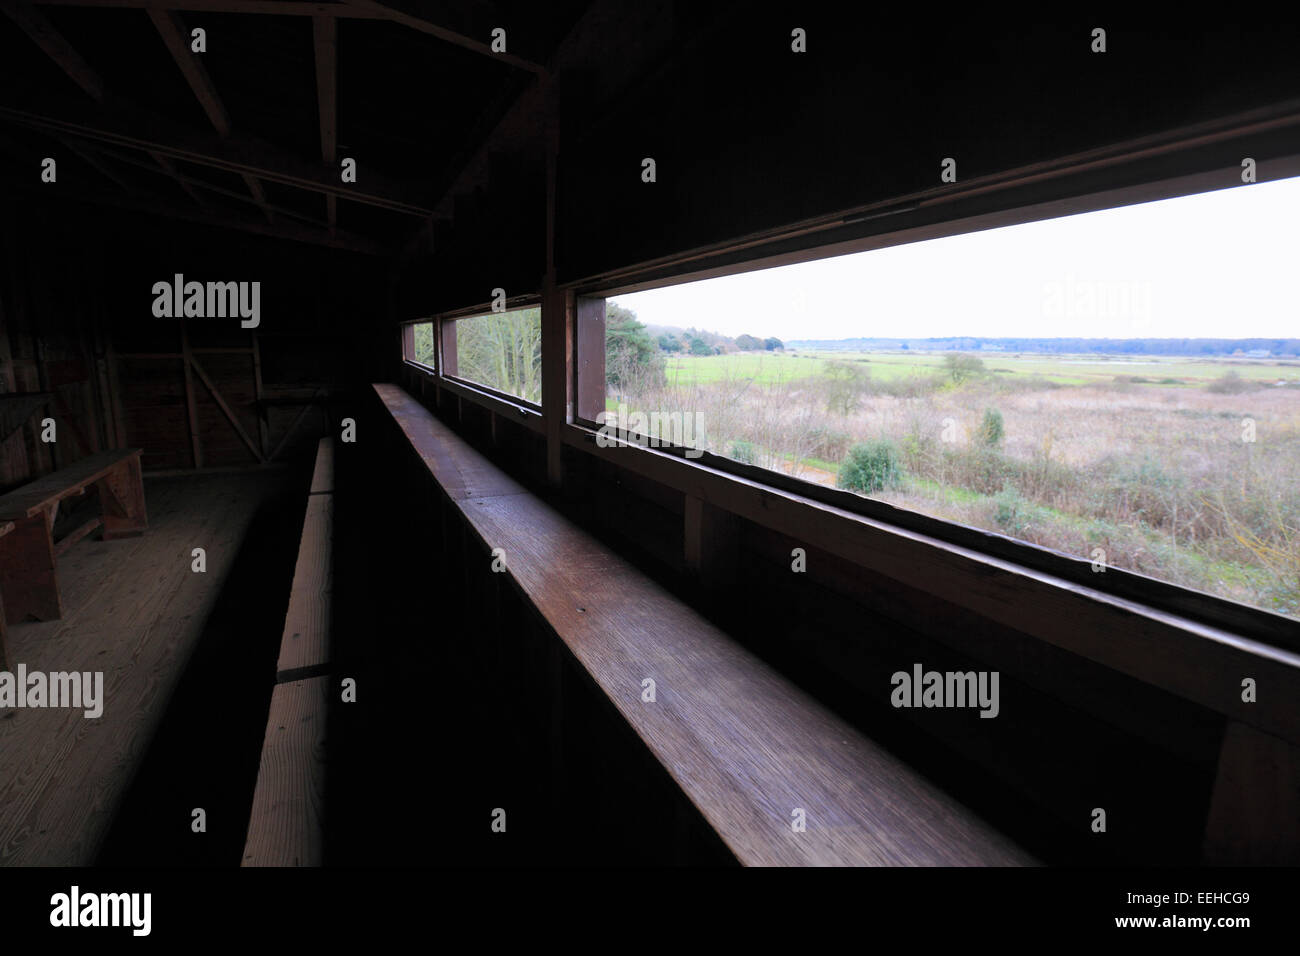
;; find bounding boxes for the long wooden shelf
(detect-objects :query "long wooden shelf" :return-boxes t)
[375,382,1034,866]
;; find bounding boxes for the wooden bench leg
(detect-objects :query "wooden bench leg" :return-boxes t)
[0,509,63,624]
[98,455,148,540]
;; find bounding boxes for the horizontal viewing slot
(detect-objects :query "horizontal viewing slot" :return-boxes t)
[442,305,542,406]
[578,175,1300,626]
[403,320,436,370]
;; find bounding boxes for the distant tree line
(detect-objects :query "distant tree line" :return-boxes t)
[784,337,1300,357]
[643,324,783,355]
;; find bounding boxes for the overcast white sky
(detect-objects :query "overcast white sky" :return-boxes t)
[610,175,1300,341]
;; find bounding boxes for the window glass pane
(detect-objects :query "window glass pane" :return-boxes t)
[606,176,1300,619]
[409,321,435,367]
[449,306,542,404]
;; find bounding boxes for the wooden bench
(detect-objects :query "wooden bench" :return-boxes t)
[374,384,1033,866]
[243,438,334,866]
[276,440,334,683]
[0,449,147,668]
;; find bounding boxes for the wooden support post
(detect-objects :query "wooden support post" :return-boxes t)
[94,322,118,449]
[439,319,457,377]
[540,77,568,488]
[0,520,12,670]
[401,323,414,364]
[312,15,337,231]
[684,495,737,591]
[105,335,129,452]
[32,336,60,471]
[575,296,605,423]
[190,354,266,464]
[0,594,9,671]
[251,332,269,459]
[180,323,204,469]
[51,390,93,457]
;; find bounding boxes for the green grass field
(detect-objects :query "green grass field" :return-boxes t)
[664,350,1300,389]
[613,347,1300,618]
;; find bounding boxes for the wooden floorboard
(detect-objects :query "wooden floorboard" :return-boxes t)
[0,473,284,866]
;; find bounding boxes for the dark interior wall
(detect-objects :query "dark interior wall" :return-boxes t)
[388,14,1300,317]
[556,16,1300,285]
[0,197,389,482]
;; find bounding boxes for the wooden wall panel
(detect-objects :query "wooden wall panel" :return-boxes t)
[2,197,385,480]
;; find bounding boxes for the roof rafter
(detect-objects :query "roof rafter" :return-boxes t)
[147,7,281,221]
[15,180,389,253]
[147,6,231,136]
[342,0,544,74]
[312,14,337,231]
[0,96,434,215]
[79,138,333,227]
[147,149,210,207]
[30,0,547,72]
[1,0,212,209]
[0,0,106,100]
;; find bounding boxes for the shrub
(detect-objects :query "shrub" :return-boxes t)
[993,484,1032,535]
[1206,370,1251,394]
[943,445,1011,496]
[837,439,903,493]
[976,407,1005,447]
[729,440,756,465]
[943,353,986,385]
[806,426,851,461]
[822,360,869,415]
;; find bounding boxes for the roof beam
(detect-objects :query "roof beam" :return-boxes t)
[147,149,209,208]
[147,7,231,137]
[396,0,674,263]
[31,0,547,73]
[57,135,134,192]
[76,137,335,227]
[0,0,106,100]
[32,1,386,15]
[147,7,280,219]
[312,14,337,230]
[343,0,544,74]
[0,94,434,215]
[10,179,389,254]
[6,0,285,221]
[241,172,274,222]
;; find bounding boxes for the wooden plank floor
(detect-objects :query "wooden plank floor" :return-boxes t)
[0,473,285,866]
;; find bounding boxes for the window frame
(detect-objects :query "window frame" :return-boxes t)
[563,156,1300,650]
[410,296,546,434]
[400,318,438,373]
